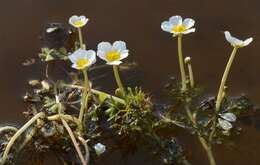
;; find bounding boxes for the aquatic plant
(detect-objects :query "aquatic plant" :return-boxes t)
[97,41,129,96]
[161,15,195,91]
[0,15,188,165]
[0,13,257,165]
[161,15,255,165]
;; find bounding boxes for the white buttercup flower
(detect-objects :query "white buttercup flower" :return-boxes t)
[97,41,129,65]
[161,15,195,36]
[69,15,89,28]
[224,31,253,48]
[69,49,96,70]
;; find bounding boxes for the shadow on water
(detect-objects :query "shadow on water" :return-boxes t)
[0,0,259,164]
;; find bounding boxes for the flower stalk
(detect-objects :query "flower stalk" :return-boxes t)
[78,69,91,124]
[215,47,238,111]
[185,105,216,165]
[78,28,84,49]
[177,35,187,91]
[113,65,125,96]
[185,57,195,88]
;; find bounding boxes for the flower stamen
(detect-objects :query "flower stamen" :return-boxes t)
[106,51,121,62]
[172,25,187,33]
[73,21,85,27]
[76,59,89,69]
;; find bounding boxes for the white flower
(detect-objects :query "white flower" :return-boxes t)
[94,143,106,156]
[69,15,89,28]
[97,41,129,65]
[224,31,253,48]
[161,15,195,36]
[68,49,96,70]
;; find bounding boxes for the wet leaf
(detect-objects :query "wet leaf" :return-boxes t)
[219,112,236,122]
[218,118,233,130]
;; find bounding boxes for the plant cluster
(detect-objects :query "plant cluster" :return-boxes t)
[0,14,257,165]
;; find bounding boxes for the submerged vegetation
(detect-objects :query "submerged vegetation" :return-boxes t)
[0,14,257,165]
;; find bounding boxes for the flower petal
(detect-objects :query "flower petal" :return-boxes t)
[224,31,243,46]
[71,63,79,69]
[97,42,112,52]
[113,41,126,51]
[219,112,236,122]
[224,31,233,43]
[68,49,87,63]
[183,18,195,29]
[107,60,122,65]
[69,15,78,25]
[97,51,108,61]
[161,21,173,33]
[183,28,196,34]
[86,50,96,65]
[119,49,129,60]
[218,118,233,130]
[169,15,182,26]
[68,53,78,63]
[242,37,253,47]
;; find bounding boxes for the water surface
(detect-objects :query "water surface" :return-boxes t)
[0,0,259,164]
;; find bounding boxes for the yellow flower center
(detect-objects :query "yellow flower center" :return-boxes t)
[73,21,85,27]
[76,59,89,69]
[106,51,121,62]
[172,25,187,33]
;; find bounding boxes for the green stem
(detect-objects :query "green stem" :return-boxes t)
[177,35,187,91]
[18,127,37,152]
[92,89,125,105]
[185,105,216,165]
[56,99,87,165]
[78,28,84,49]
[0,126,18,133]
[61,118,87,165]
[1,112,45,164]
[78,69,91,124]
[215,47,238,111]
[187,63,195,88]
[198,137,216,165]
[47,114,81,125]
[113,65,126,96]
[60,84,126,105]
[78,136,90,164]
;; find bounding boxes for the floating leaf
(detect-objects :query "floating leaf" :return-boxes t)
[219,112,236,122]
[218,118,233,130]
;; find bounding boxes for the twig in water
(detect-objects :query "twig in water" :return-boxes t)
[1,112,45,164]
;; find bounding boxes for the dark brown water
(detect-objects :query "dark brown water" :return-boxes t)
[0,0,259,164]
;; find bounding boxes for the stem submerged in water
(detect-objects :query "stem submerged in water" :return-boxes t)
[1,112,45,164]
[185,105,216,165]
[177,35,187,91]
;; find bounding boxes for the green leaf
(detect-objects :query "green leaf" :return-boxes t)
[98,92,108,104]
